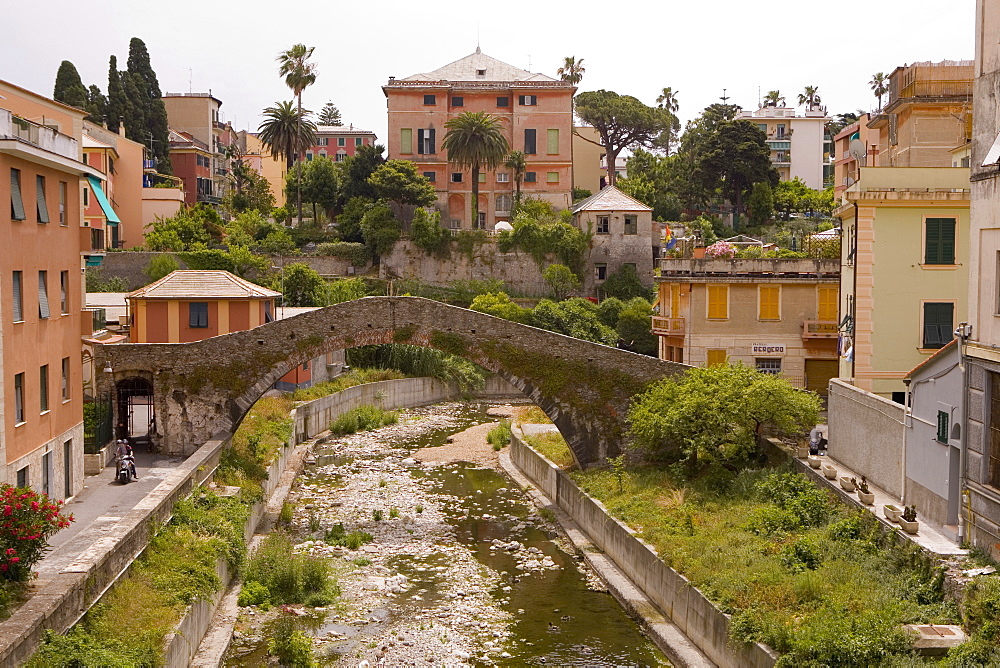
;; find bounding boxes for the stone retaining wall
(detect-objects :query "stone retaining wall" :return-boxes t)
[510,428,778,668]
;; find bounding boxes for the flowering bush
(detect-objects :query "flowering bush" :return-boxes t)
[704,241,737,258]
[0,485,73,581]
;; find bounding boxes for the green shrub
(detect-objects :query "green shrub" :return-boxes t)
[323,523,373,550]
[244,532,339,607]
[329,404,398,435]
[487,420,512,449]
[279,501,294,525]
[237,580,271,608]
[268,617,316,667]
[743,505,800,537]
[779,536,822,573]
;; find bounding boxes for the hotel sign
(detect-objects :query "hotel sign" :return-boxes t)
[752,343,786,355]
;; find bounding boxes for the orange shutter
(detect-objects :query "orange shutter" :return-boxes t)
[707,349,727,367]
[707,285,728,319]
[670,284,681,317]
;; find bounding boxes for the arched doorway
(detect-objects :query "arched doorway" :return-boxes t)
[116,376,155,447]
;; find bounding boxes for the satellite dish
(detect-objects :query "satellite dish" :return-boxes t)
[845,177,855,187]
[849,138,866,163]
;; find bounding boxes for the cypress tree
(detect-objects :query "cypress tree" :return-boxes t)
[126,37,171,173]
[53,60,88,109]
[121,71,147,147]
[85,85,107,125]
[106,55,126,133]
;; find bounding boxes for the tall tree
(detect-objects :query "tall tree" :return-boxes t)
[284,155,340,221]
[797,85,821,111]
[126,38,171,173]
[121,72,147,148]
[368,160,436,207]
[574,90,669,187]
[338,143,386,204]
[257,100,316,171]
[870,72,888,112]
[763,90,785,107]
[85,85,107,125]
[503,150,527,211]
[317,101,342,126]
[277,43,318,226]
[697,120,778,222]
[442,111,510,229]
[656,87,679,114]
[53,61,88,109]
[556,56,586,85]
[106,56,125,134]
[655,87,681,154]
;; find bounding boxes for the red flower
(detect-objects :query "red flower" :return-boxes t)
[9,557,19,564]
[2,506,10,517]
[5,548,15,556]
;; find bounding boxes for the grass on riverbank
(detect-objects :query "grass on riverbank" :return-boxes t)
[570,464,961,667]
[524,432,575,468]
[289,368,407,402]
[329,404,399,435]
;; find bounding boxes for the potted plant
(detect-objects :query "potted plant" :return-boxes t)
[899,505,919,534]
[808,455,822,469]
[822,464,838,480]
[884,504,902,522]
[840,476,856,492]
[857,477,875,505]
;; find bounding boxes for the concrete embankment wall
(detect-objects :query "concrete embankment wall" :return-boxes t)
[510,428,779,668]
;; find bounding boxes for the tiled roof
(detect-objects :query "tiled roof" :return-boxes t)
[128,271,280,300]
[82,134,113,149]
[570,186,653,213]
[400,48,558,83]
[316,125,376,134]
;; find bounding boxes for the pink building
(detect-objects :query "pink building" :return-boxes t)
[302,125,377,163]
[383,48,575,229]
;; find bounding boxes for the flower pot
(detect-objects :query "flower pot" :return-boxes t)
[884,504,902,522]
[796,446,810,459]
[822,465,838,480]
[899,519,918,534]
[808,455,822,469]
[840,477,856,492]
[857,491,875,505]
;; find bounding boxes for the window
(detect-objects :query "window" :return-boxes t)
[776,124,786,138]
[496,173,509,183]
[546,172,559,183]
[624,215,638,235]
[597,216,610,234]
[922,302,954,349]
[10,168,26,220]
[16,466,27,488]
[525,172,536,183]
[335,151,347,162]
[818,286,838,321]
[13,271,23,322]
[925,217,956,265]
[189,302,209,328]
[707,284,728,319]
[423,94,436,105]
[423,171,436,182]
[451,173,463,183]
[38,271,50,319]
[61,357,70,401]
[400,128,413,154]
[477,211,486,229]
[316,138,329,146]
[756,123,767,133]
[83,186,89,207]
[524,129,537,155]
[476,68,486,76]
[756,358,782,374]
[36,175,49,223]
[595,263,608,281]
[518,95,537,106]
[355,137,363,146]
[59,181,67,224]
[39,364,48,413]
[496,194,512,212]
[42,451,50,497]
[319,151,327,158]
[707,349,727,367]
[337,137,346,147]
[64,440,72,498]
[417,129,436,155]
[478,172,486,183]
[60,270,69,314]
[451,96,464,107]
[547,129,559,154]
[496,96,509,107]
[14,372,24,424]
[305,152,313,161]
[937,410,950,444]
[759,285,780,320]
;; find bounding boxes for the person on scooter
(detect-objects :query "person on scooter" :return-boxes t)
[115,439,138,480]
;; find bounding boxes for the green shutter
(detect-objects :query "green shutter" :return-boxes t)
[524,129,536,155]
[417,129,424,155]
[429,129,435,154]
[400,128,412,154]
[923,302,954,348]
[10,169,26,220]
[936,410,949,443]
[925,218,956,265]
[547,129,559,154]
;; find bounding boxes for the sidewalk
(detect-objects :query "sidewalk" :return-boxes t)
[35,449,186,580]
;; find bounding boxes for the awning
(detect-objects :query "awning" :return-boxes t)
[86,175,120,225]
[983,133,1000,167]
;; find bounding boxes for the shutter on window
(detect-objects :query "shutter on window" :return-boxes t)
[547,129,559,154]
[818,287,838,321]
[36,176,49,223]
[38,272,50,319]
[923,302,954,348]
[417,129,425,155]
[940,219,955,264]
[670,284,680,317]
[708,285,727,319]
[524,129,536,155]
[400,128,412,154]
[12,272,22,321]
[10,170,26,220]
[518,95,525,105]
[925,218,940,264]
[429,129,436,154]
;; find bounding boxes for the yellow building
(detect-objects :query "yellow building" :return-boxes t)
[653,257,840,393]
[572,126,605,196]
[245,132,286,208]
[835,167,970,399]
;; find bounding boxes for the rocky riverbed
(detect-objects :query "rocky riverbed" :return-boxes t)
[224,401,667,667]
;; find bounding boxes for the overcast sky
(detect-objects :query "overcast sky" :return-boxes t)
[1,0,975,143]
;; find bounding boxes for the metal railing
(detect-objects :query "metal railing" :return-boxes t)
[0,109,79,160]
[802,320,839,338]
[651,316,685,335]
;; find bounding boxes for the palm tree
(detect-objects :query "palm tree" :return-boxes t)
[763,90,785,107]
[656,87,681,154]
[442,111,510,229]
[557,56,585,85]
[277,44,318,225]
[870,72,888,112]
[503,150,527,213]
[656,87,679,114]
[797,85,821,111]
[257,101,316,171]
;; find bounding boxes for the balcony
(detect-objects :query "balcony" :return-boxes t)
[215,167,229,176]
[651,316,685,336]
[802,320,839,339]
[0,109,79,161]
[659,258,840,279]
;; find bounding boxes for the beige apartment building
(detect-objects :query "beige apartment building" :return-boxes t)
[737,105,831,189]
[653,258,840,393]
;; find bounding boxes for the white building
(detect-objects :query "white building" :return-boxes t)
[738,106,831,189]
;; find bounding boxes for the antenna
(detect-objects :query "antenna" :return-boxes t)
[188,68,192,94]
[720,88,729,104]
[527,54,532,71]
[476,22,480,50]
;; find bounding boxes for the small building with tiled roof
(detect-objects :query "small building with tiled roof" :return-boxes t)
[570,186,656,292]
[127,270,279,343]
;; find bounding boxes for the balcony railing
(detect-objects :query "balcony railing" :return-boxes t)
[0,109,79,161]
[802,320,839,338]
[651,316,685,335]
[659,258,840,278]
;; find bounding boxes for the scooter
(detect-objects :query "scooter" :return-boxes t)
[117,455,135,484]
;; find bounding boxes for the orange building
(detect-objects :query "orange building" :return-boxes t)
[303,124,377,163]
[0,79,101,498]
[383,48,575,229]
[81,121,145,252]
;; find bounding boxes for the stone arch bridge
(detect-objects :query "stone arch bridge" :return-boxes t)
[96,297,682,467]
